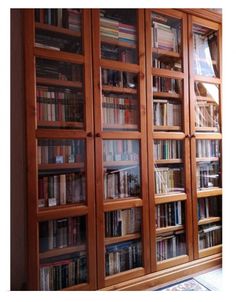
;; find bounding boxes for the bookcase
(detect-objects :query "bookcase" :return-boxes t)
[23,8,222,291]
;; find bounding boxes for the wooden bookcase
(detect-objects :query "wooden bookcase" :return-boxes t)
[23,8,222,291]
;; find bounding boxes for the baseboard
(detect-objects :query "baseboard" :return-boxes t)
[101,253,222,290]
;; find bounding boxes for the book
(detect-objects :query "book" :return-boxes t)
[156,201,184,228]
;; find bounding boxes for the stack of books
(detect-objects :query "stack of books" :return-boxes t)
[118,22,136,45]
[67,9,81,31]
[196,140,220,158]
[197,197,221,220]
[154,140,182,160]
[153,100,181,127]
[155,201,184,228]
[198,223,222,249]
[154,166,184,194]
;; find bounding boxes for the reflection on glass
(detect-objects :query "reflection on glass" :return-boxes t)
[105,208,141,237]
[195,82,219,131]
[198,222,222,250]
[155,201,185,228]
[105,239,142,276]
[152,12,182,71]
[102,92,139,131]
[196,162,220,190]
[153,76,182,94]
[193,24,218,77]
[156,230,186,261]
[37,85,84,129]
[100,9,137,64]
[103,140,140,200]
[196,140,220,159]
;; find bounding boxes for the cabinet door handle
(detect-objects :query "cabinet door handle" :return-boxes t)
[185,134,191,138]
[191,133,196,138]
[96,133,101,138]
[87,132,93,137]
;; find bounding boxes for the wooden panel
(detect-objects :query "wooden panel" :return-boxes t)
[35,22,82,37]
[199,245,222,258]
[156,255,189,271]
[153,132,185,140]
[178,9,222,23]
[37,205,88,221]
[197,188,222,198]
[195,133,222,140]
[198,217,221,226]
[101,59,139,73]
[104,198,143,212]
[155,193,187,204]
[152,68,184,79]
[104,268,145,288]
[36,129,86,139]
[105,233,141,245]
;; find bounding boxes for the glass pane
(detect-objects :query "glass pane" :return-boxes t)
[196,140,221,190]
[193,24,218,77]
[197,196,222,220]
[154,140,184,195]
[35,9,82,32]
[102,92,139,131]
[100,9,137,64]
[153,77,182,131]
[105,208,141,237]
[35,29,82,54]
[102,68,137,89]
[37,139,85,208]
[36,58,83,82]
[37,85,84,129]
[105,239,142,276]
[198,222,222,250]
[152,12,182,71]
[39,215,87,290]
[103,140,140,200]
[156,230,186,261]
[195,82,220,132]
[156,201,185,228]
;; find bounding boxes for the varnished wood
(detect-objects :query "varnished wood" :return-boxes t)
[153,132,185,140]
[154,159,182,164]
[156,255,190,271]
[37,205,88,221]
[36,77,83,88]
[199,245,222,259]
[179,9,222,23]
[36,128,86,138]
[155,193,187,204]
[38,163,84,170]
[102,85,137,95]
[37,121,83,129]
[104,198,143,212]
[101,59,139,73]
[197,188,222,198]
[152,91,181,99]
[196,157,219,162]
[105,233,141,245]
[39,244,87,260]
[152,68,185,80]
[198,217,222,225]
[156,225,184,234]
[105,267,145,288]
[35,22,82,37]
[101,36,136,49]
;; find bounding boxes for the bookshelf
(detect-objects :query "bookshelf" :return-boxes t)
[188,15,222,259]
[22,8,222,291]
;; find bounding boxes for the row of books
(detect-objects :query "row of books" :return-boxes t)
[154,166,184,194]
[39,216,86,252]
[102,95,138,126]
[35,31,82,53]
[197,197,221,220]
[153,76,181,94]
[101,44,136,64]
[35,9,81,32]
[195,103,219,128]
[104,167,140,199]
[153,101,181,127]
[105,240,142,276]
[38,140,84,165]
[196,163,220,189]
[153,58,182,72]
[38,173,85,208]
[152,17,180,52]
[36,58,81,82]
[156,231,186,261]
[37,86,83,123]
[103,140,139,162]
[105,208,141,237]
[155,201,184,228]
[100,16,136,45]
[40,252,87,290]
[196,139,220,158]
[154,140,182,160]
[198,223,222,250]
[102,69,137,89]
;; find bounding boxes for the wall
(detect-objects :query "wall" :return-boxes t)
[11,9,27,290]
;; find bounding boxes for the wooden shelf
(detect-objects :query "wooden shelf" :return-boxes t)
[152,48,181,59]
[102,85,137,95]
[155,192,187,204]
[38,121,84,128]
[35,22,82,37]
[105,233,141,245]
[156,225,184,234]
[197,188,222,198]
[101,37,136,49]
[103,124,138,130]
[38,163,84,170]
[36,77,83,89]
[196,96,218,103]
[154,125,182,131]
[195,126,219,132]
[154,159,183,165]
[198,216,221,226]
[153,91,181,99]
[39,244,86,260]
[104,160,138,167]
[196,157,219,162]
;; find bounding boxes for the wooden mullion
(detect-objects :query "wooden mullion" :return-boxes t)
[24,9,39,290]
